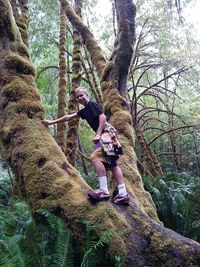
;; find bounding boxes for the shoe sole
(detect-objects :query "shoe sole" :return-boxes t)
[88,193,110,201]
[112,198,130,205]
[113,201,130,205]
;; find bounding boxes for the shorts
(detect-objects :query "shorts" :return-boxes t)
[90,142,118,169]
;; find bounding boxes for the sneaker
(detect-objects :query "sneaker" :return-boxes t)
[88,189,110,200]
[112,194,130,205]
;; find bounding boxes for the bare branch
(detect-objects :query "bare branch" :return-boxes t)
[140,117,168,128]
[136,67,189,101]
[156,152,181,157]
[143,127,166,133]
[148,125,200,146]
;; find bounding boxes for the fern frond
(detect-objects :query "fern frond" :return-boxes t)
[80,220,114,267]
[54,223,74,267]
[0,236,25,267]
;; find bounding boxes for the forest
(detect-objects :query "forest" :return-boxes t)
[0,0,200,266]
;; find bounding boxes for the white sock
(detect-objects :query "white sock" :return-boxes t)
[118,183,127,196]
[98,176,109,192]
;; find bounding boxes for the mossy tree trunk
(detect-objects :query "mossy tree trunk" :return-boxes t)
[10,0,29,47]
[56,5,68,151]
[9,0,19,18]
[1,0,200,266]
[82,46,103,107]
[64,0,82,165]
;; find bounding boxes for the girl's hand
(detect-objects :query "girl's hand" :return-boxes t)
[93,134,101,144]
[42,119,52,127]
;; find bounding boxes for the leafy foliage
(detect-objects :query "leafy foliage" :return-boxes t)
[0,172,114,267]
[80,220,114,267]
[143,172,200,241]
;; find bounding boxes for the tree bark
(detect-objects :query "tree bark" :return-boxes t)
[0,0,200,266]
[12,0,29,47]
[18,0,29,47]
[60,0,106,76]
[82,45,103,106]
[56,4,67,151]
[64,0,82,165]
[81,57,103,107]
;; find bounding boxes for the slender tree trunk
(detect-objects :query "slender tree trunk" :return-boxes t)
[137,159,155,178]
[136,126,163,177]
[56,5,67,151]
[16,0,29,47]
[64,0,83,165]
[1,0,200,266]
[9,0,19,18]
[9,0,29,48]
[83,45,103,105]
[81,58,103,107]
[78,137,88,176]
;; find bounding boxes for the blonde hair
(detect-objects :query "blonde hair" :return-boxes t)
[75,87,89,96]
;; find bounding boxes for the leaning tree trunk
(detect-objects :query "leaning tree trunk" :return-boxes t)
[81,57,103,107]
[82,46,103,106]
[56,5,67,151]
[64,0,83,165]
[1,0,200,266]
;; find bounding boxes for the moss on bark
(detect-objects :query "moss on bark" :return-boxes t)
[0,0,131,262]
[14,0,29,47]
[64,0,83,165]
[60,0,106,76]
[1,0,200,266]
[56,5,67,151]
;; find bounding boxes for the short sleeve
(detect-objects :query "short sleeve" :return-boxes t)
[89,101,102,117]
[77,109,85,119]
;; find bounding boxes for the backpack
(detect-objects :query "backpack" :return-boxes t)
[100,123,123,157]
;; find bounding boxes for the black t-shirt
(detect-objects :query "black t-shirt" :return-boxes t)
[77,100,102,132]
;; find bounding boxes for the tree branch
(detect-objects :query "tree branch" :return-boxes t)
[148,125,200,146]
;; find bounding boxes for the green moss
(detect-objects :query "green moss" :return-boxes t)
[0,1,131,265]
[15,100,44,117]
[0,114,27,144]
[101,61,115,81]
[16,20,27,30]
[5,52,35,76]
[18,29,28,47]
[2,77,40,106]
[0,0,17,41]
[15,42,29,57]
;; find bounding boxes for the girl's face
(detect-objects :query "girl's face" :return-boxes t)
[76,91,89,106]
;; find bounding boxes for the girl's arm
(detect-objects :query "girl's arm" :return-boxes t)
[42,113,78,127]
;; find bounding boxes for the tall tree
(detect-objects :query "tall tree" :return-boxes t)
[65,0,83,165]
[0,0,200,266]
[56,4,68,151]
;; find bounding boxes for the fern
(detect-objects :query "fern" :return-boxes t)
[80,220,114,267]
[143,172,200,241]
[0,236,26,267]
[113,256,122,267]
[53,221,73,267]
[35,209,74,267]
